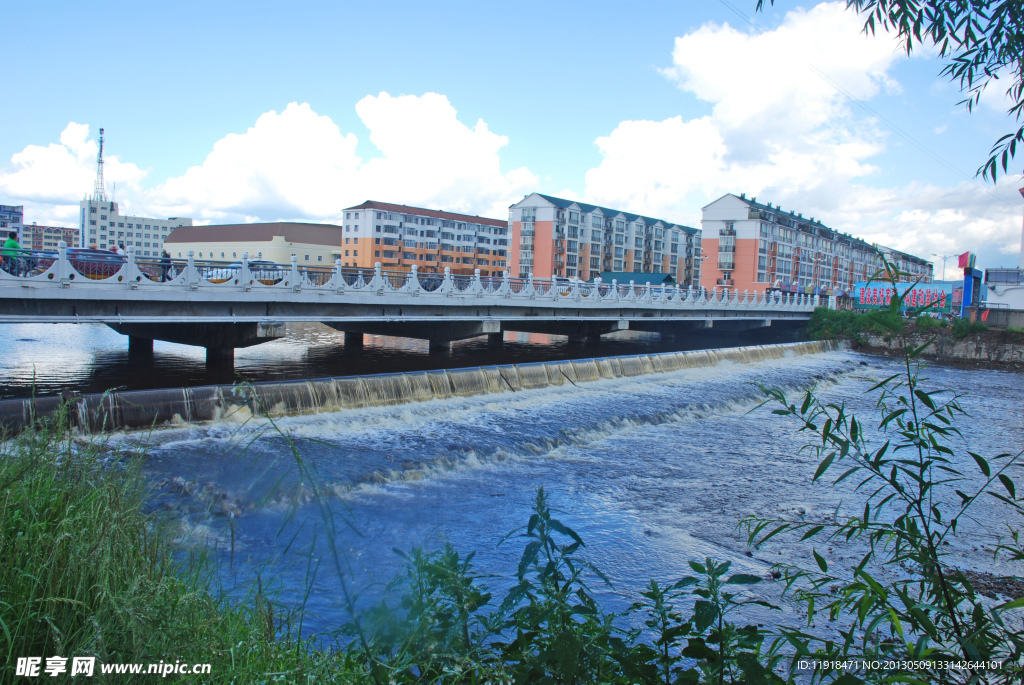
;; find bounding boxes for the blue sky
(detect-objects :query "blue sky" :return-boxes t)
[3,0,1022,271]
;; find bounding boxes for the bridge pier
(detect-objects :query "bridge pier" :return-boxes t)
[504,319,628,345]
[328,321,501,352]
[344,331,364,354]
[206,346,234,370]
[429,340,452,355]
[128,336,153,362]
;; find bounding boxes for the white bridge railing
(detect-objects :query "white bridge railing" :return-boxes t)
[0,245,819,311]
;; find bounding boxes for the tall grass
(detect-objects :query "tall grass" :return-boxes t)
[0,406,357,683]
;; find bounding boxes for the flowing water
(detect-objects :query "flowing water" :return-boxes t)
[96,344,1024,640]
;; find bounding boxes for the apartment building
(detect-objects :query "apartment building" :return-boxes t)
[21,223,80,249]
[507,193,701,286]
[0,204,23,242]
[700,193,932,295]
[341,201,510,276]
[79,198,192,256]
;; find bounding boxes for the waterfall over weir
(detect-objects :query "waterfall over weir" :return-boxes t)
[0,341,841,434]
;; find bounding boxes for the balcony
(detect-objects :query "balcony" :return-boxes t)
[717,278,735,287]
[718,245,736,253]
[719,228,736,237]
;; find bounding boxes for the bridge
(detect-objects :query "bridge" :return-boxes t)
[0,246,818,368]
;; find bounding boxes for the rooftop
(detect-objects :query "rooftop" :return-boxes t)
[523,193,699,235]
[165,222,343,246]
[345,200,506,227]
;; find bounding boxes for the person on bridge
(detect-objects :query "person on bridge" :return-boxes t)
[2,234,24,276]
[159,250,172,281]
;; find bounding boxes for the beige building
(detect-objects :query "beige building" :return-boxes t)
[165,222,343,265]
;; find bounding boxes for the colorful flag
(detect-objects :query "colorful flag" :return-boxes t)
[957,251,971,268]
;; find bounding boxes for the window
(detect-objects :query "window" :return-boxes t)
[233,252,237,258]
[221,252,225,258]
[304,255,310,261]
[353,250,358,256]
[345,250,349,256]
[90,207,97,213]
[317,255,323,262]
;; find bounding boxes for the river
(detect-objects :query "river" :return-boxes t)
[4,324,1022,641]
[129,346,1024,640]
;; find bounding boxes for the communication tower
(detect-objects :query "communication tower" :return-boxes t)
[91,127,107,202]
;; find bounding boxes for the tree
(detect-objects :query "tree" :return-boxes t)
[757,0,1024,182]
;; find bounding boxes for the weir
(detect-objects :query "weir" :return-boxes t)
[0,341,843,434]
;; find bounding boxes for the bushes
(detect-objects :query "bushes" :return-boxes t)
[952,316,989,339]
[805,307,902,341]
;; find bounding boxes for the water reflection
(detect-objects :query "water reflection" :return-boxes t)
[0,321,804,399]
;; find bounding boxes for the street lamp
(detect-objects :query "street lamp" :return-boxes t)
[932,253,957,281]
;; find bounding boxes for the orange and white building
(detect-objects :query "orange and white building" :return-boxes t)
[507,193,701,285]
[700,193,932,295]
[341,201,509,276]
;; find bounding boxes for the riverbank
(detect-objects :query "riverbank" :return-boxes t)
[806,307,1024,371]
[855,323,1024,371]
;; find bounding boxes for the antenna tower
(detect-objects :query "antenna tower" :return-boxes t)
[92,127,107,202]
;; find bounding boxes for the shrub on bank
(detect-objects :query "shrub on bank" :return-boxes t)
[805,307,902,341]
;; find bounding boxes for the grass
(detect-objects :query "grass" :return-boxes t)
[1,406,357,683]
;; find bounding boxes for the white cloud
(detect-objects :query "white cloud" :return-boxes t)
[148,94,536,222]
[0,122,146,218]
[586,2,899,222]
[3,94,537,227]
[582,1,1023,272]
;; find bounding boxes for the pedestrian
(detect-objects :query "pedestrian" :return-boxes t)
[159,250,172,282]
[115,243,126,256]
[2,233,23,276]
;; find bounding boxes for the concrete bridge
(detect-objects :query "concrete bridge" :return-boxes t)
[0,246,818,368]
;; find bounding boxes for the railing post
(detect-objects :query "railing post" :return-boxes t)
[372,262,384,294]
[57,240,70,286]
[124,245,138,288]
[500,269,511,298]
[409,264,421,294]
[472,268,483,296]
[611,279,619,301]
[186,250,199,290]
[289,255,301,291]
[528,273,536,299]
[442,266,453,296]
[334,258,345,292]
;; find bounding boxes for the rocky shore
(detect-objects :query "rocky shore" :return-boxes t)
[854,325,1024,372]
